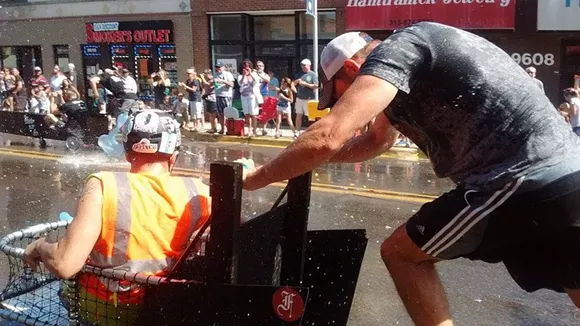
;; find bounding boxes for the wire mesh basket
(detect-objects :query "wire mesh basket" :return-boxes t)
[0,221,206,326]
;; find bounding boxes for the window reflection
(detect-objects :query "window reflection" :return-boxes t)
[211,15,243,40]
[253,16,295,41]
[299,11,336,39]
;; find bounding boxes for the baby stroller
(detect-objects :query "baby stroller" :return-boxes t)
[256,97,278,136]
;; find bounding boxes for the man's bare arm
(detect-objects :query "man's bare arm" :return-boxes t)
[89,77,100,99]
[243,75,398,190]
[328,113,399,163]
[30,178,103,279]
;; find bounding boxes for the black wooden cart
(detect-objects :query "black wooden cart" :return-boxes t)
[0,162,368,325]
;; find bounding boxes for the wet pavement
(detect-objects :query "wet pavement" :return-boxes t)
[0,135,577,325]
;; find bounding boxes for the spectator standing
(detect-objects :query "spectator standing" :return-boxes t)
[66,63,78,89]
[50,65,67,93]
[202,69,219,133]
[61,78,80,99]
[0,71,5,107]
[172,93,190,128]
[274,77,297,139]
[255,61,270,98]
[10,68,25,111]
[238,61,261,136]
[31,67,48,90]
[213,62,235,134]
[292,58,318,134]
[563,88,580,135]
[149,69,171,109]
[179,68,203,131]
[267,71,279,98]
[525,67,544,93]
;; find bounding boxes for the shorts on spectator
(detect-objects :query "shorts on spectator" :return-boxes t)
[205,100,217,114]
[216,97,231,117]
[189,101,203,119]
[241,95,259,116]
[294,98,310,116]
[276,104,291,115]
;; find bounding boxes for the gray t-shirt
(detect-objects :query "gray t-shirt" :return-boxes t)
[214,71,235,98]
[295,70,318,100]
[359,22,580,191]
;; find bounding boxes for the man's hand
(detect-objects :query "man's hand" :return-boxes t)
[23,238,43,271]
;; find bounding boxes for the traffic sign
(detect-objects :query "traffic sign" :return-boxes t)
[306,0,315,17]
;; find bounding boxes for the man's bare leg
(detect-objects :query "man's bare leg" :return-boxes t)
[565,288,580,309]
[295,113,303,134]
[381,224,453,326]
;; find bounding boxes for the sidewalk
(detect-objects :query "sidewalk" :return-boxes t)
[181,122,427,161]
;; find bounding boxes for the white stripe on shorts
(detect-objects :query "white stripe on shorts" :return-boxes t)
[421,177,525,257]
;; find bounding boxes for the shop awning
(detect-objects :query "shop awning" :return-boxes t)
[345,0,516,31]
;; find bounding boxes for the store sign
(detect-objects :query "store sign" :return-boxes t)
[345,0,516,31]
[86,20,173,44]
[537,0,580,31]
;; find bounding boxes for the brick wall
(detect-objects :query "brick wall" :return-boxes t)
[190,0,346,70]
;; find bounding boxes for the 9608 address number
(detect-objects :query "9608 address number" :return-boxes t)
[510,53,554,66]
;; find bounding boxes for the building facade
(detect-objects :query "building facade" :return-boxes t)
[192,0,580,106]
[0,0,193,98]
[191,0,344,79]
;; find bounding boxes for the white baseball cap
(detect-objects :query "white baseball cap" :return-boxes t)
[318,32,373,109]
[300,58,312,66]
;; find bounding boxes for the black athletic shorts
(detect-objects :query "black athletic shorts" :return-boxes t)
[216,96,231,117]
[406,169,580,293]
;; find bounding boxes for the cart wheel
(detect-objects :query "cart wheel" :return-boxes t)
[264,120,276,136]
[39,139,47,149]
[65,136,82,152]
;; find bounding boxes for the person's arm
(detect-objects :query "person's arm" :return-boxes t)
[24,177,103,279]
[243,75,398,190]
[13,78,22,95]
[297,76,319,90]
[328,113,399,163]
[221,74,235,88]
[70,86,81,99]
[89,76,100,99]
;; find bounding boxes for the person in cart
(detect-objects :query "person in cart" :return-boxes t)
[24,110,211,325]
[89,68,139,120]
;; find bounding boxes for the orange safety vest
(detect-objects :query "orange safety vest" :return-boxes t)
[77,171,211,304]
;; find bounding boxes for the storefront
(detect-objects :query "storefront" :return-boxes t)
[0,2,193,99]
[81,20,179,99]
[343,0,580,106]
[207,11,337,79]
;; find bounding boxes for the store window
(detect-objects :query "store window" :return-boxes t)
[53,45,70,71]
[211,15,244,40]
[2,47,17,69]
[255,44,295,57]
[299,43,328,64]
[0,46,42,81]
[212,44,244,75]
[253,16,295,41]
[299,11,336,40]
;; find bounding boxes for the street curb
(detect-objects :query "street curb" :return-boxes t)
[182,131,428,161]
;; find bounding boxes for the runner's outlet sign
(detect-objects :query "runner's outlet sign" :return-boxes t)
[345,0,516,31]
[86,20,174,44]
